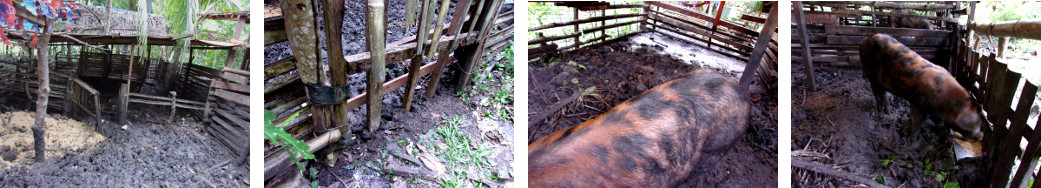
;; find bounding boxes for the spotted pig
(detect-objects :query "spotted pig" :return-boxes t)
[860,33,982,140]
[528,69,751,187]
[890,10,936,30]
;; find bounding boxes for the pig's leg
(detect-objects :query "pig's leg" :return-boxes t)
[903,104,925,138]
[869,81,889,114]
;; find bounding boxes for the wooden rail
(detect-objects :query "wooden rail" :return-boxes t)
[263,0,512,167]
[69,78,102,127]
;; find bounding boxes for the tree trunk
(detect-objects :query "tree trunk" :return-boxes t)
[33,21,53,162]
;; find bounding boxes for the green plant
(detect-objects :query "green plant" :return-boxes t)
[263,110,313,172]
[427,114,498,187]
[308,167,319,188]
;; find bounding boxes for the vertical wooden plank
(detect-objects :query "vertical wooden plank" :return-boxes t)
[573,8,580,47]
[119,84,128,125]
[63,78,73,115]
[600,9,606,42]
[406,0,472,111]
[324,0,350,133]
[468,0,487,33]
[366,0,387,132]
[998,37,1008,58]
[997,79,1036,188]
[739,4,777,89]
[224,18,246,69]
[794,2,817,90]
[708,1,725,48]
[452,0,504,94]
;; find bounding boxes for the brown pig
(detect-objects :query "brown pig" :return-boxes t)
[528,69,751,187]
[860,33,982,140]
[890,9,936,30]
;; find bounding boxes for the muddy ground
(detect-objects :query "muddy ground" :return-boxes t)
[0,86,248,187]
[528,32,778,187]
[791,63,986,187]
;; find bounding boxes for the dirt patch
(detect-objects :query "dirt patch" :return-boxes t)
[528,33,778,187]
[0,111,105,170]
[791,63,977,187]
[0,91,247,187]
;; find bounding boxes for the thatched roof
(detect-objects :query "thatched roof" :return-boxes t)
[66,5,171,38]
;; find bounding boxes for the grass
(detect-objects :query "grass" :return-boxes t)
[408,114,499,187]
[459,42,514,121]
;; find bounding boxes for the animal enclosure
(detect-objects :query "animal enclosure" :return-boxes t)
[264,0,516,186]
[528,1,778,186]
[791,1,1041,187]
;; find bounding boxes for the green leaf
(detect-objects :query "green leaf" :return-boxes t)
[944,182,960,188]
[584,86,597,94]
[263,110,312,172]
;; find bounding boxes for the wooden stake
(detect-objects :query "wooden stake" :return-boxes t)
[794,2,817,90]
[422,0,474,98]
[739,3,777,89]
[709,1,725,48]
[573,8,580,47]
[425,0,452,57]
[451,0,504,93]
[997,37,1007,58]
[324,0,350,133]
[366,0,387,132]
[403,0,439,111]
[468,0,487,33]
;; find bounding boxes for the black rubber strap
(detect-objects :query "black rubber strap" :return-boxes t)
[305,84,354,108]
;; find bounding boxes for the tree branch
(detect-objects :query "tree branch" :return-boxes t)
[53,33,111,53]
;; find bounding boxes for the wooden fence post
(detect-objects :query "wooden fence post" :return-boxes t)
[366,0,387,132]
[708,1,725,48]
[119,83,128,125]
[794,2,817,90]
[323,0,350,133]
[739,3,777,89]
[168,91,177,123]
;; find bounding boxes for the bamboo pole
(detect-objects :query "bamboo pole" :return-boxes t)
[425,0,452,56]
[468,0,487,33]
[263,130,341,181]
[405,0,417,28]
[404,0,439,111]
[970,19,1041,41]
[366,0,387,132]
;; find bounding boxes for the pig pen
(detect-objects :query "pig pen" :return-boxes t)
[528,1,778,187]
[264,0,516,186]
[792,1,1041,187]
